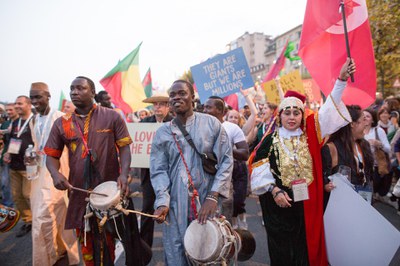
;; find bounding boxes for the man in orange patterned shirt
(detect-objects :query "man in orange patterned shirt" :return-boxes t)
[44,76,146,266]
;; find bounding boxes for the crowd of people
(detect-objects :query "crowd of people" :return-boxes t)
[0,57,399,266]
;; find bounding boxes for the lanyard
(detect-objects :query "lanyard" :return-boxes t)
[354,143,364,173]
[72,105,96,158]
[172,131,199,220]
[16,113,33,138]
[74,117,91,158]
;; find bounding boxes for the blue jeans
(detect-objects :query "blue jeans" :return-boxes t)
[1,164,13,207]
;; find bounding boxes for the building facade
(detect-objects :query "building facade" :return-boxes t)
[273,24,307,78]
[226,32,272,82]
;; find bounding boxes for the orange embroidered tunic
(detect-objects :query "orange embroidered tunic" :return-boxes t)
[44,105,132,229]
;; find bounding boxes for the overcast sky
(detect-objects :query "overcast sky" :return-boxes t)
[0,0,306,108]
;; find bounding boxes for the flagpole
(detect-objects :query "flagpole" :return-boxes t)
[340,1,354,82]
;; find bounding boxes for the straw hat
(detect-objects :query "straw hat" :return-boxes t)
[142,92,169,103]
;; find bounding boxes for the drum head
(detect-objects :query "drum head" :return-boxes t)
[235,229,256,261]
[89,181,120,211]
[184,220,222,262]
[0,204,21,233]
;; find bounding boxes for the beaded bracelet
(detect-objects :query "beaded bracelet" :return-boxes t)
[273,189,285,199]
[338,76,347,82]
[206,196,218,203]
[206,194,218,200]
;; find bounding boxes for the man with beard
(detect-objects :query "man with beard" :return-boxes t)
[29,82,80,266]
[45,76,147,266]
[151,80,233,265]
[0,103,18,207]
[3,96,34,237]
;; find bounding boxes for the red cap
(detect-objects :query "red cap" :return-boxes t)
[284,90,306,103]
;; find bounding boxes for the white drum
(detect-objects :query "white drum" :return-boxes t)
[184,218,238,264]
[89,181,125,219]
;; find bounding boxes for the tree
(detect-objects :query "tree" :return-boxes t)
[367,0,400,96]
[180,70,194,84]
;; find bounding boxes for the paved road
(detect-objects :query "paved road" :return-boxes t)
[1,180,399,265]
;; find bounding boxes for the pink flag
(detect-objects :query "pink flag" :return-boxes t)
[299,0,376,109]
[224,93,239,111]
[263,41,288,82]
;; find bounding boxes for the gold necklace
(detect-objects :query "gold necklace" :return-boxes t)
[274,131,314,188]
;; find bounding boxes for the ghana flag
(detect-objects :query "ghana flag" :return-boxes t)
[100,43,148,114]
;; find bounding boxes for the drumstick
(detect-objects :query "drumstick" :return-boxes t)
[70,186,108,197]
[124,209,169,225]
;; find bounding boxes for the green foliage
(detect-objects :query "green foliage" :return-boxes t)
[180,70,194,84]
[367,0,400,96]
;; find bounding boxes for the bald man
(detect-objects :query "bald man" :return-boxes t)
[29,82,79,266]
[4,95,34,237]
[62,100,76,114]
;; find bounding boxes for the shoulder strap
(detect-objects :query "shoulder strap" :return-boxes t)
[375,127,380,141]
[174,118,202,156]
[327,142,338,169]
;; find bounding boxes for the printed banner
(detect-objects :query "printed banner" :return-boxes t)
[127,123,162,168]
[191,47,254,103]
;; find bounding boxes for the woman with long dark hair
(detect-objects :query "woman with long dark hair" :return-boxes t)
[249,58,355,266]
[322,106,374,206]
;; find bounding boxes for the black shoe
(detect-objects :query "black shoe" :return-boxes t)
[16,223,31,237]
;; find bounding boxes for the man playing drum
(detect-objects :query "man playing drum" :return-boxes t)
[151,80,233,265]
[45,76,145,266]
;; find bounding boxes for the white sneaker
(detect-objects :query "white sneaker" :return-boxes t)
[114,240,124,263]
[384,196,399,209]
[238,214,248,230]
[231,217,238,229]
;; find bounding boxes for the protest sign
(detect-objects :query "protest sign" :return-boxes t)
[279,70,304,94]
[262,71,306,105]
[324,174,400,266]
[191,47,254,103]
[262,80,280,104]
[127,123,162,168]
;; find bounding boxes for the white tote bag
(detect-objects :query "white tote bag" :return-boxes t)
[250,159,275,195]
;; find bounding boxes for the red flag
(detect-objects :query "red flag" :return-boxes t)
[299,0,376,109]
[224,93,239,111]
[142,68,153,98]
[263,41,288,82]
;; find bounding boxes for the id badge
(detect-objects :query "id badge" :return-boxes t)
[356,185,373,204]
[7,138,22,154]
[291,179,309,202]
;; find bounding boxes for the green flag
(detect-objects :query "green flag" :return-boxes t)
[58,91,66,111]
[284,42,301,61]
